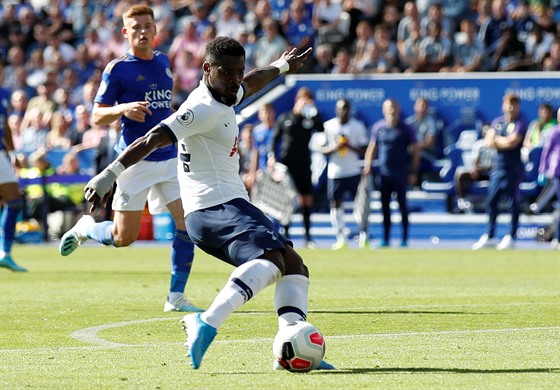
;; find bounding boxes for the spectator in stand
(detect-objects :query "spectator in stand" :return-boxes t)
[70,44,99,87]
[372,23,400,73]
[490,25,534,71]
[472,93,528,251]
[416,21,453,72]
[510,0,537,44]
[439,0,471,30]
[66,104,91,147]
[22,81,57,130]
[331,48,355,74]
[169,18,204,75]
[397,1,420,54]
[479,0,512,70]
[363,98,419,248]
[420,2,455,39]
[441,18,484,73]
[9,89,29,120]
[18,107,49,154]
[399,19,423,74]
[524,103,558,149]
[283,0,316,53]
[537,107,560,249]
[43,31,77,68]
[351,20,375,70]
[214,0,244,38]
[189,0,213,39]
[235,27,257,73]
[310,43,335,73]
[273,87,324,248]
[541,38,560,71]
[312,0,346,50]
[45,111,72,151]
[405,97,439,185]
[82,28,104,65]
[320,98,369,249]
[254,17,288,69]
[246,0,273,39]
[525,23,555,66]
[380,3,400,42]
[3,46,26,92]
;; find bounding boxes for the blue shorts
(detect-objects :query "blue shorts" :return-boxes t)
[327,174,361,202]
[185,198,290,267]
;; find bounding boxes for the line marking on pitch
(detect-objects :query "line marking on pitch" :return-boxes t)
[0,317,558,354]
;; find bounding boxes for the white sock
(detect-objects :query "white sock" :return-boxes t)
[201,259,281,329]
[330,207,346,242]
[274,274,309,327]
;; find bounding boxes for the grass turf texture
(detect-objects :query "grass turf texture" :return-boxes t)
[1,246,558,389]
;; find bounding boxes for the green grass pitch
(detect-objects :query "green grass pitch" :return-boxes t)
[1,245,558,389]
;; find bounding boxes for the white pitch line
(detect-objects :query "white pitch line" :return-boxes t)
[0,320,558,354]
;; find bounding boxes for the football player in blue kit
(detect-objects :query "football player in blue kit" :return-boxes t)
[0,75,27,272]
[59,5,201,312]
[80,36,334,371]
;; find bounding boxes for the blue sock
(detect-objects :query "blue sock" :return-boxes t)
[1,199,23,255]
[169,229,195,293]
[86,221,115,246]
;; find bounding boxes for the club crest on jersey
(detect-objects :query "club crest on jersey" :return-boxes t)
[177,109,194,125]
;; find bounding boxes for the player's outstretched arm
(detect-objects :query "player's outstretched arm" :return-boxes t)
[84,126,172,211]
[242,47,312,98]
[92,102,153,126]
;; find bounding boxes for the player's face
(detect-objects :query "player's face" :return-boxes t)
[122,14,156,56]
[205,55,245,106]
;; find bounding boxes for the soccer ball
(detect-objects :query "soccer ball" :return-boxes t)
[272,321,326,372]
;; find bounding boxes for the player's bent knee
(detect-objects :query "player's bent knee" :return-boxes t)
[283,247,309,278]
[112,235,136,247]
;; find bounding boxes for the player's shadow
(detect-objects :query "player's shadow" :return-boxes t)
[320,367,560,374]
[309,309,494,315]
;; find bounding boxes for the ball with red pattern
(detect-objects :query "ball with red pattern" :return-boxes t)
[272,321,326,372]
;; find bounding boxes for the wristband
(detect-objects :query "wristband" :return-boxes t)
[107,160,126,177]
[270,58,290,74]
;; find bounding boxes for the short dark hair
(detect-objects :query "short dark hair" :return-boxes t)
[205,36,245,64]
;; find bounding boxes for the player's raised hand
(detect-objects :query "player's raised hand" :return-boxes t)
[123,101,152,122]
[283,47,313,74]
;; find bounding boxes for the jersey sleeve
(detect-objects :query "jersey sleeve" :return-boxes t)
[94,62,120,106]
[160,101,217,140]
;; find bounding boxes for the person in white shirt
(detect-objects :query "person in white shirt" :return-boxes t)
[79,36,334,371]
[320,99,369,249]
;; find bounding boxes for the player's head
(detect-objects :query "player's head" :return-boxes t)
[203,36,246,106]
[501,93,520,120]
[122,5,156,58]
[335,98,350,124]
[382,98,401,127]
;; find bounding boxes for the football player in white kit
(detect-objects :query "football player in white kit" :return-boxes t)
[81,37,334,371]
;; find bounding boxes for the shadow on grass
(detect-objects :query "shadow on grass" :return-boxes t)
[321,367,560,374]
[309,310,494,315]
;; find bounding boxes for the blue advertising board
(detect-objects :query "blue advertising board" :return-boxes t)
[238,73,560,141]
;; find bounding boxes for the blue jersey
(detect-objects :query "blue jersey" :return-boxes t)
[0,87,10,152]
[490,115,528,174]
[94,51,176,161]
[370,120,417,176]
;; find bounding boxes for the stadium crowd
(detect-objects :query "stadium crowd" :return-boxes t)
[1,0,559,242]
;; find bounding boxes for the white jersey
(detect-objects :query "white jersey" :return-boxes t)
[323,117,369,179]
[161,81,248,215]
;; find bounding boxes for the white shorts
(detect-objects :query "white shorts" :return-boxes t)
[112,158,180,214]
[0,152,17,185]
